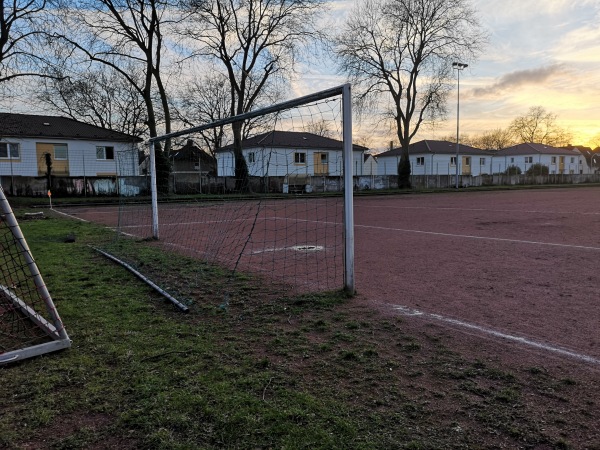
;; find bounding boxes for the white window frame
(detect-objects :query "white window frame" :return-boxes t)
[450,156,457,166]
[525,156,533,164]
[416,157,425,166]
[96,145,115,160]
[54,144,68,161]
[480,157,486,166]
[0,142,20,160]
[247,151,256,163]
[294,152,306,165]
[551,156,557,165]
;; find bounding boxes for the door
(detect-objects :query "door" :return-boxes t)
[559,156,565,173]
[314,152,329,175]
[462,156,471,175]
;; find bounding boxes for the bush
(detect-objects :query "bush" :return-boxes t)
[525,163,549,176]
[504,165,522,175]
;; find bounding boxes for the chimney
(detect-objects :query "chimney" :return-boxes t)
[389,141,394,151]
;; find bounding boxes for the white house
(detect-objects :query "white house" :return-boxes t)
[376,140,493,176]
[216,131,368,178]
[495,143,584,174]
[0,113,141,179]
[362,153,378,176]
[565,146,595,174]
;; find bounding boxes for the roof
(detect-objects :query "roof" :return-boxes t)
[218,131,368,153]
[496,143,580,156]
[0,112,142,143]
[170,140,216,165]
[564,145,597,165]
[377,140,491,157]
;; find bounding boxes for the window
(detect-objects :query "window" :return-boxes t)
[0,143,19,159]
[450,157,457,166]
[320,153,328,163]
[480,157,486,166]
[54,144,68,160]
[464,157,471,166]
[416,157,425,166]
[551,156,557,164]
[294,152,306,164]
[247,152,256,163]
[96,146,114,160]
[510,157,515,163]
[525,156,533,164]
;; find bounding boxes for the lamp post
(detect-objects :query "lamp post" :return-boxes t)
[452,62,468,189]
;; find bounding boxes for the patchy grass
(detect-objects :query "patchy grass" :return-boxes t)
[0,215,599,449]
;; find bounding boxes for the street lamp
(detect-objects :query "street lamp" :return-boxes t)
[453,62,468,189]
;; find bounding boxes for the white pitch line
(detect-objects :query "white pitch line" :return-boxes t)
[357,223,600,251]
[51,208,89,222]
[358,204,600,215]
[392,305,600,366]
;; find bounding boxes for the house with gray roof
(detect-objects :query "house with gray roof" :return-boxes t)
[495,143,583,174]
[376,140,493,176]
[0,113,141,180]
[216,131,368,178]
[170,140,216,176]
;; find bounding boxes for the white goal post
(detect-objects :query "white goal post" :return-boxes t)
[0,187,71,365]
[147,84,355,294]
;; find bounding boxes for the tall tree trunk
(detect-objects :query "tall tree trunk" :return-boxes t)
[232,121,249,192]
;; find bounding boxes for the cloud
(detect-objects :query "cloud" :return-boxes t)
[471,65,568,98]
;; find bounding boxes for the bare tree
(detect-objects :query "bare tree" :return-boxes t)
[335,0,486,188]
[181,0,325,191]
[38,65,147,138]
[0,0,57,84]
[470,128,515,151]
[509,106,572,147]
[590,133,600,151]
[53,0,176,191]
[172,70,231,159]
[303,119,333,138]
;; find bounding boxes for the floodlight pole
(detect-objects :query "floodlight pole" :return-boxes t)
[453,62,468,189]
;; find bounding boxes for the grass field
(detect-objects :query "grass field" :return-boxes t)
[1,200,599,449]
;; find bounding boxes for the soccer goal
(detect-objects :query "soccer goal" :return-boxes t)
[116,84,355,295]
[0,188,71,365]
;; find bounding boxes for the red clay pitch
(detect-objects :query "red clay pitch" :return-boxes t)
[56,186,600,368]
[354,187,600,367]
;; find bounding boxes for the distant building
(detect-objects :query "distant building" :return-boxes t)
[0,113,141,178]
[496,143,584,174]
[376,140,493,176]
[216,131,368,177]
[170,140,216,176]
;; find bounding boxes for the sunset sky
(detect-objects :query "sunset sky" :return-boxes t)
[294,0,600,150]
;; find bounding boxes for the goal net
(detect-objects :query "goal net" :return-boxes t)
[112,84,355,300]
[0,187,71,365]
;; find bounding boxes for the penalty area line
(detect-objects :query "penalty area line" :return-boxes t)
[392,305,600,366]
